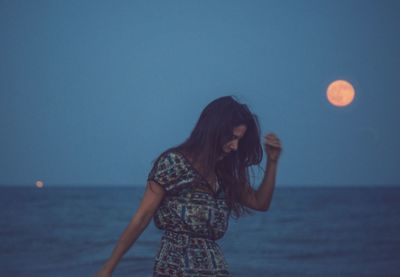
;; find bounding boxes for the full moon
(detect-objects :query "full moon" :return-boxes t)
[326,80,355,107]
[35,180,44,188]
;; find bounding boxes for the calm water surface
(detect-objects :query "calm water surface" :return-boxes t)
[1,186,399,277]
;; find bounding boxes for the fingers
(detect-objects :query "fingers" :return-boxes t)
[264,133,280,142]
[263,133,282,147]
[265,141,281,148]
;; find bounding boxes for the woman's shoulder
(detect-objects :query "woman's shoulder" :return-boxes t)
[151,148,187,168]
[148,148,193,192]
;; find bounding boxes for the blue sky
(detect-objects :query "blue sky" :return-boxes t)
[1,0,399,187]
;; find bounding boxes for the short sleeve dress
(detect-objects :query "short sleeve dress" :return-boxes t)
[147,150,231,276]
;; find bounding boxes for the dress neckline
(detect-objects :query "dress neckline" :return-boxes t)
[174,150,221,196]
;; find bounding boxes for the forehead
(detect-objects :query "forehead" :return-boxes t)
[233,125,247,136]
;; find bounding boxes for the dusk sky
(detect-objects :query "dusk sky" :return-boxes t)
[1,0,399,187]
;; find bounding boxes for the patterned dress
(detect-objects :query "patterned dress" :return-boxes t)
[147,150,231,276]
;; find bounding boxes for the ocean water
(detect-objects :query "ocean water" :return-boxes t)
[1,186,399,277]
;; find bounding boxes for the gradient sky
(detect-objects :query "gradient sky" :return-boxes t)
[1,0,399,187]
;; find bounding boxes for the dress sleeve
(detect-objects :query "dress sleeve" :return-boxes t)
[147,151,184,192]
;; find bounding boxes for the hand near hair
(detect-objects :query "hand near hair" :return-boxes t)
[263,133,282,162]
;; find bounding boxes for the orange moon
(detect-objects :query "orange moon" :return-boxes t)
[35,180,44,188]
[326,80,355,107]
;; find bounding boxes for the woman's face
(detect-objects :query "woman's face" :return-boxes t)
[221,124,247,157]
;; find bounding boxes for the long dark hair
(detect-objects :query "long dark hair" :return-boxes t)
[165,95,263,219]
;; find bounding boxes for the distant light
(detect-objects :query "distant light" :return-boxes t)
[326,80,355,107]
[35,180,44,188]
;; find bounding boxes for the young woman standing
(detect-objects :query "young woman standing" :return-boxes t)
[95,96,282,276]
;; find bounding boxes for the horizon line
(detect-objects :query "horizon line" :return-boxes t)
[0,183,399,188]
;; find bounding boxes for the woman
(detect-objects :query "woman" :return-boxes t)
[95,96,282,276]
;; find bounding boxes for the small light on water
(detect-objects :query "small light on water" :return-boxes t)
[35,180,44,188]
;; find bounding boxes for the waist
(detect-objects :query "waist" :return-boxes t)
[163,230,216,247]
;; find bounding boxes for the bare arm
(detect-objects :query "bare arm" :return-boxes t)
[97,181,165,275]
[241,133,282,212]
[241,159,278,212]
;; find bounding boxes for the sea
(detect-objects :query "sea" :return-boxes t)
[1,186,399,277]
